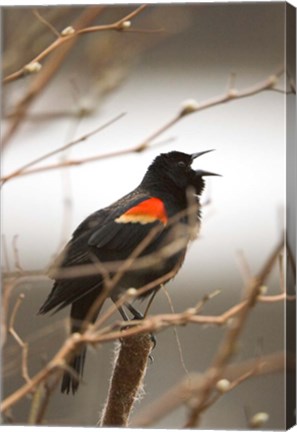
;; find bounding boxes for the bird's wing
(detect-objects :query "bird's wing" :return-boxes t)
[57,194,168,266]
[39,195,168,314]
[87,195,168,251]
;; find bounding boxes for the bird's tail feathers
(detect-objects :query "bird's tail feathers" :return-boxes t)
[60,292,101,394]
[61,344,87,394]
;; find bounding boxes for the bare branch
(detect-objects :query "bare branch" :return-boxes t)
[1,331,79,413]
[1,113,125,185]
[198,358,265,414]
[131,352,286,427]
[1,278,18,348]
[1,238,289,414]
[3,5,150,85]
[2,7,105,148]
[0,288,289,415]
[32,9,60,38]
[28,375,60,425]
[2,68,285,180]
[184,237,284,427]
[8,294,31,384]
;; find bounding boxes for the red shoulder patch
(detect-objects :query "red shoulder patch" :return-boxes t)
[115,197,168,225]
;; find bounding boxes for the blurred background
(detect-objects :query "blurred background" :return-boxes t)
[1,2,292,429]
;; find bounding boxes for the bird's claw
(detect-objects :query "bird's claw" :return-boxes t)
[150,332,157,349]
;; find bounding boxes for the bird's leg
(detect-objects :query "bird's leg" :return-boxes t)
[117,301,156,352]
[114,295,157,351]
[125,301,156,351]
[143,290,158,317]
[117,305,130,322]
[142,290,159,351]
[125,302,143,320]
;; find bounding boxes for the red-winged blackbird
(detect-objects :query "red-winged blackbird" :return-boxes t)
[39,150,218,394]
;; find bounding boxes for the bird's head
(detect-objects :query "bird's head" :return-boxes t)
[142,150,219,196]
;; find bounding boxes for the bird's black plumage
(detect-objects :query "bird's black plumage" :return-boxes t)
[38,150,218,394]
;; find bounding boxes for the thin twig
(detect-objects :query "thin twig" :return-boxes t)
[0,239,290,414]
[2,68,285,181]
[12,235,23,272]
[197,359,265,413]
[184,237,284,427]
[3,5,149,85]
[0,280,289,414]
[28,384,45,424]
[32,9,60,38]
[1,113,126,185]
[28,374,61,425]
[8,293,31,384]
[1,278,18,348]
[131,352,285,427]
[162,285,191,379]
[2,7,104,148]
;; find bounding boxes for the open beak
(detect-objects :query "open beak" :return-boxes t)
[191,150,221,177]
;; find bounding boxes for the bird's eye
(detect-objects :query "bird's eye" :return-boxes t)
[177,161,186,168]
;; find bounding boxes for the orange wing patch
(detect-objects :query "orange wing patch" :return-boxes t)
[115,197,168,225]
